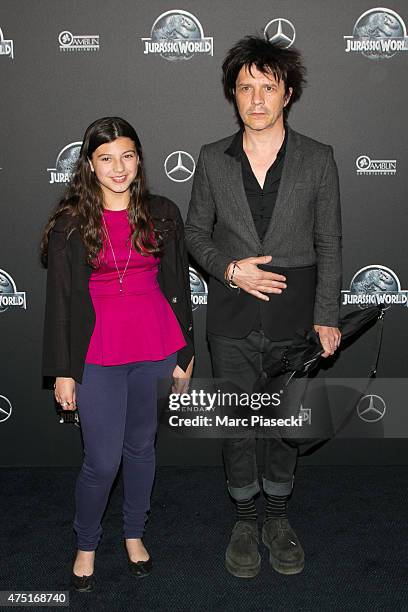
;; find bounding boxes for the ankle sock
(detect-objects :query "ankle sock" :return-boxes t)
[236,497,257,521]
[264,493,289,520]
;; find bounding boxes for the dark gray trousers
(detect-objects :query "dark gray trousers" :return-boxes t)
[208,330,303,501]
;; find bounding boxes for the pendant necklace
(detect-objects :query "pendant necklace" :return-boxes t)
[102,215,132,292]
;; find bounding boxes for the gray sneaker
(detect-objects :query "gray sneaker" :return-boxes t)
[262,518,305,575]
[225,520,261,578]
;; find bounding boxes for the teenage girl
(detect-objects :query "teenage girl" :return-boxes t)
[41,117,194,591]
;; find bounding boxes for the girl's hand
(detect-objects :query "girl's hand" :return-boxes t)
[54,377,77,410]
[172,357,194,395]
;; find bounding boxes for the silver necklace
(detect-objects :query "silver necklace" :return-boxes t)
[102,215,132,292]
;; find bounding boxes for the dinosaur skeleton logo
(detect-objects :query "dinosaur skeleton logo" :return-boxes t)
[0,25,13,58]
[142,10,213,60]
[264,18,296,48]
[0,269,26,313]
[342,265,408,309]
[344,8,408,59]
[47,142,82,184]
[189,267,207,311]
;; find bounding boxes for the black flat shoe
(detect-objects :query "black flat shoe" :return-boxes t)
[128,557,153,578]
[71,572,95,592]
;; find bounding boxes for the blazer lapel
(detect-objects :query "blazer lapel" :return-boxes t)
[224,141,261,249]
[262,126,304,246]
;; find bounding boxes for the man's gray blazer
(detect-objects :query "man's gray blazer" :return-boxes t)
[185,124,342,331]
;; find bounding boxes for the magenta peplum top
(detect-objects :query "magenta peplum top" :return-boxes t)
[85,208,186,366]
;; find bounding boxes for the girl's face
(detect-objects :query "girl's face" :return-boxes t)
[89,137,139,199]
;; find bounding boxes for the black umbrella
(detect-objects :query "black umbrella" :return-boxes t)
[257,305,385,384]
[253,305,386,454]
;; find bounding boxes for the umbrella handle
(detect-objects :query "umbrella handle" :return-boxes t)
[368,310,385,377]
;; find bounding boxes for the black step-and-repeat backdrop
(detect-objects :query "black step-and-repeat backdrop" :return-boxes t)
[1,1,407,466]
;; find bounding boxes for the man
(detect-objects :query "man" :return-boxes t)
[185,36,342,577]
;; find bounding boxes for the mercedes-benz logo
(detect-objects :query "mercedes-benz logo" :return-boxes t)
[356,394,386,422]
[0,395,12,423]
[164,151,195,183]
[264,18,296,48]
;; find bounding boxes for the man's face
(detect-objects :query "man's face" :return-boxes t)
[234,65,292,132]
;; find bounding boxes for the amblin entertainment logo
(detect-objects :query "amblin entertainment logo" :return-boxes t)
[356,155,396,175]
[59,31,100,52]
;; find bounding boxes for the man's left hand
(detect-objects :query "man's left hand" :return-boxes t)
[313,325,341,358]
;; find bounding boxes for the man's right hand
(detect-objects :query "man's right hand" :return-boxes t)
[54,377,77,411]
[226,255,287,301]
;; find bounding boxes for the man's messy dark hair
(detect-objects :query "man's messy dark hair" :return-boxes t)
[222,35,307,122]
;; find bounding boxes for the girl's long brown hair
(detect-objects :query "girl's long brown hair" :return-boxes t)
[40,116,161,267]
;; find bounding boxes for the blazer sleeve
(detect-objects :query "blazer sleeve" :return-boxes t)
[313,146,343,327]
[185,146,232,284]
[174,205,194,371]
[155,198,194,372]
[42,227,72,379]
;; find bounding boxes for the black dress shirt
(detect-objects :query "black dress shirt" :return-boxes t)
[225,128,287,242]
[225,129,288,331]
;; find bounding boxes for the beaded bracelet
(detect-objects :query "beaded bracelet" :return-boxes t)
[227,260,240,289]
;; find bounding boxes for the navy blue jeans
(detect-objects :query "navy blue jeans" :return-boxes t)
[74,353,176,551]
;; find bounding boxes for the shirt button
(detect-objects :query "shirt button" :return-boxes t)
[172,296,178,303]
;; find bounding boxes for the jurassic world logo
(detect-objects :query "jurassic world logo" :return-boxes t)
[0,25,13,58]
[342,265,408,309]
[189,266,208,311]
[47,142,82,184]
[141,10,213,61]
[0,269,26,313]
[344,8,408,59]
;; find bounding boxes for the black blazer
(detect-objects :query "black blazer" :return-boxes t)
[185,126,342,339]
[42,194,194,386]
